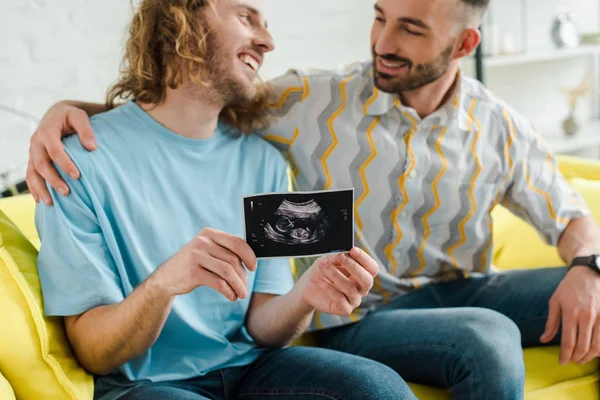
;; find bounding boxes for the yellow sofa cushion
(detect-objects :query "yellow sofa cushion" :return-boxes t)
[493,177,600,271]
[3,153,600,400]
[408,347,599,399]
[556,155,600,181]
[491,204,563,270]
[0,207,93,399]
[0,195,38,249]
[0,372,15,400]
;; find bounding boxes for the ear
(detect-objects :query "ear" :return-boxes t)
[454,28,481,58]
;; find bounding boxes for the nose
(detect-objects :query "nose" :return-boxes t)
[253,27,275,54]
[374,25,397,56]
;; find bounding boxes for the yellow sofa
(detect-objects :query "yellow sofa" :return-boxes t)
[0,154,599,399]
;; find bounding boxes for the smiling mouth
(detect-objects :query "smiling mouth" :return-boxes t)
[380,59,407,69]
[239,53,260,72]
[376,57,410,75]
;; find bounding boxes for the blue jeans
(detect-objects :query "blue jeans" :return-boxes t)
[94,346,417,400]
[315,267,569,400]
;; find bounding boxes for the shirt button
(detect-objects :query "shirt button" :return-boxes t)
[400,211,408,218]
[408,170,417,179]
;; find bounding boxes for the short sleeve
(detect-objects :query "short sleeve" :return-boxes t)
[251,152,295,295]
[259,69,307,152]
[501,129,590,245]
[35,153,125,316]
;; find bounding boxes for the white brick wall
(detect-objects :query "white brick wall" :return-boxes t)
[261,0,372,79]
[0,0,371,184]
[0,0,371,119]
[1,0,132,116]
[0,0,133,183]
[1,0,598,184]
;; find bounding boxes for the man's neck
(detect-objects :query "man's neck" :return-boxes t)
[398,62,460,119]
[139,86,223,140]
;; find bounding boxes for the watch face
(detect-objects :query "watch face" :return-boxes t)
[594,256,600,269]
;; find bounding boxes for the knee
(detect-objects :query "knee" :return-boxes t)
[344,359,416,400]
[459,309,525,383]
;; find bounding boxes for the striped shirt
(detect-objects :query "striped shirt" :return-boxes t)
[261,61,590,331]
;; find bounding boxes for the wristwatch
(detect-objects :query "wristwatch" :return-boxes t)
[569,255,600,275]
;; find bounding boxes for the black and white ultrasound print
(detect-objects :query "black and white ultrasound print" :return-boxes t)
[243,189,354,259]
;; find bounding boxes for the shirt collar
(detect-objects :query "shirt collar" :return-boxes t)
[452,73,470,132]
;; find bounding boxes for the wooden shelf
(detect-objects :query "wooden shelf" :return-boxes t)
[466,45,600,68]
[544,120,600,154]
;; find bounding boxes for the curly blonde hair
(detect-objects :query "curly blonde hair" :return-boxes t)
[106,0,271,134]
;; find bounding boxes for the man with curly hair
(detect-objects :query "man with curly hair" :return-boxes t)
[31,0,415,399]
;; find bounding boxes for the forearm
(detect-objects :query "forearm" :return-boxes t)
[558,215,600,264]
[67,272,174,375]
[246,287,315,348]
[60,100,111,117]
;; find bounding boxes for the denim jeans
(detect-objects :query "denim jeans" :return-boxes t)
[94,346,417,400]
[315,267,569,400]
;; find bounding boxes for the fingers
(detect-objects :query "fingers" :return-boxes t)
[32,122,80,182]
[540,298,561,344]
[322,264,361,308]
[208,244,247,288]
[27,103,95,203]
[337,253,373,296]
[28,145,70,206]
[67,109,97,151]
[195,250,248,299]
[197,268,237,302]
[572,311,595,364]
[33,151,70,197]
[560,311,578,365]
[46,138,80,181]
[579,320,600,365]
[348,247,379,277]
[205,228,258,271]
[26,159,52,205]
[313,274,353,316]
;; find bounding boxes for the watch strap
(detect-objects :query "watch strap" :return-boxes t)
[570,256,594,268]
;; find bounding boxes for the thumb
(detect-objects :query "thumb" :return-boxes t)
[541,300,561,343]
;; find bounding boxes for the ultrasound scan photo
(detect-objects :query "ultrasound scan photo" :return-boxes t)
[243,189,354,259]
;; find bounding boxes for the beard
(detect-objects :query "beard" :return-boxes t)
[373,44,454,93]
[194,30,258,106]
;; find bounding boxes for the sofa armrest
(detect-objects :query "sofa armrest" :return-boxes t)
[557,155,600,181]
[493,156,600,271]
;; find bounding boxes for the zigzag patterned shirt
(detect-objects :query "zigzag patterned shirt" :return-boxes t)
[260,61,590,331]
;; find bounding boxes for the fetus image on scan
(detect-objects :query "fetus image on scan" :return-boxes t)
[264,199,330,245]
[244,189,353,258]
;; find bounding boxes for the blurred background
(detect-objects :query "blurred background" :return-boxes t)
[2,0,600,196]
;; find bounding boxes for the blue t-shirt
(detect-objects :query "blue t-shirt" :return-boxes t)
[35,101,294,383]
